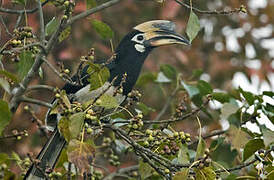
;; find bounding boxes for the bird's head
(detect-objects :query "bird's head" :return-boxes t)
[111,20,190,94]
[116,20,190,55]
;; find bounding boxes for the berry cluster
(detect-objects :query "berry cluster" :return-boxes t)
[5,27,38,62]
[197,149,212,169]
[107,151,120,167]
[127,113,144,130]
[174,102,187,118]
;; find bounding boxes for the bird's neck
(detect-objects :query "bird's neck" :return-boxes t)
[107,47,151,95]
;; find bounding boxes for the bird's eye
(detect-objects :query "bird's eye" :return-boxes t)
[137,35,144,41]
[132,33,145,43]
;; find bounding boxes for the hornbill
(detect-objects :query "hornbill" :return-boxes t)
[24,20,189,179]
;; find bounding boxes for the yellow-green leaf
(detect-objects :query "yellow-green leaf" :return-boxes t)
[67,139,95,174]
[98,94,118,109]
[0,100,12,135]
[86,0,97,9]
[59,27,71,42]
[45,17,58,36]
[17,51,34,80]
[90,20,114,40]
[186,11,200,43]
[69,112,85,139]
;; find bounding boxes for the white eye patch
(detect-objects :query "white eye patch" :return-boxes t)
[132,33,146,52]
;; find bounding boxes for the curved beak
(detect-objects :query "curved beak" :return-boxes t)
[134,20,190,47]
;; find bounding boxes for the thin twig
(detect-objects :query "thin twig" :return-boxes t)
[67,0,122,27]
[14,13,23,29]
[0,0,50,14]
[26,85,55,92]
[174,0,246,15]
[19,96,53,108]
[42,57,77,85]
[153,86,179,121]
[0,15,12,36]
[37,0,45,43]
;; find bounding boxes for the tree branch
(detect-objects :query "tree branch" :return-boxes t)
[67,0,122,27]
[174,0,246,15]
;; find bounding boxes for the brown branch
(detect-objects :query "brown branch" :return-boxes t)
[174,0,246,15]
[0,0,50,14]
[67,0,122,27]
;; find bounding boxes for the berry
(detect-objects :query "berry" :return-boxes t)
[164,168,170,174]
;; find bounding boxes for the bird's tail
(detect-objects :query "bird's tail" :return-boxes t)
[24,128,66,180]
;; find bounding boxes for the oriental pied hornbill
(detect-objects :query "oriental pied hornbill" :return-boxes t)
[24,20,189,179]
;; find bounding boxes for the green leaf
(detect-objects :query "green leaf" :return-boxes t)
[69,112,85,139]
[90,20,114,40]
[45,17,59,36]
[58,117,71,142]
[186,11,200,43]
[11,152,21,163]
[160,64,177,80]
[211,92,230,103]
[239,87,255,105]
[0,70,19,83]
[17,51,34,80]
[0,78,10,93]
[196,167,216,180]
[59,27,71,42]
[243,139,264,161]
[263,91,274,97]
[262,103,274,123]
[88,64,110,91]
[228,126,250,151]
[67,139,95,174]
[220,103,238,120]
[177,144,190,164]
[136,72,156,86]
[261,127,274,147]
[0,100,12,135]
[181,81,199,98]
[173,169,189,180]
[155,72,171,83]
[86,0,97,9]
[196,138,206,160]
[197,80,213,96]
[192,69,203,79]
[0,153,10,165]
[98,94,118,109]
[139,160,153,180]
[136,102,155,115]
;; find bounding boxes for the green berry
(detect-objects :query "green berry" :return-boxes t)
[55,93,61,98]
[143,141,149,147]
[64,1,70,6]
[96,99,102,105]
[64,69,70,74]
[133,124,138,129]
[17,136,22,140]
[164,168,170,174]
[145,129,153,135]
[86,128,93,134]
[87,109,94,115]
[148,135,154,142]
[174,132,179,137]
[24,106,29,111]
[62,15,68,19]
[186,137,191,142]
